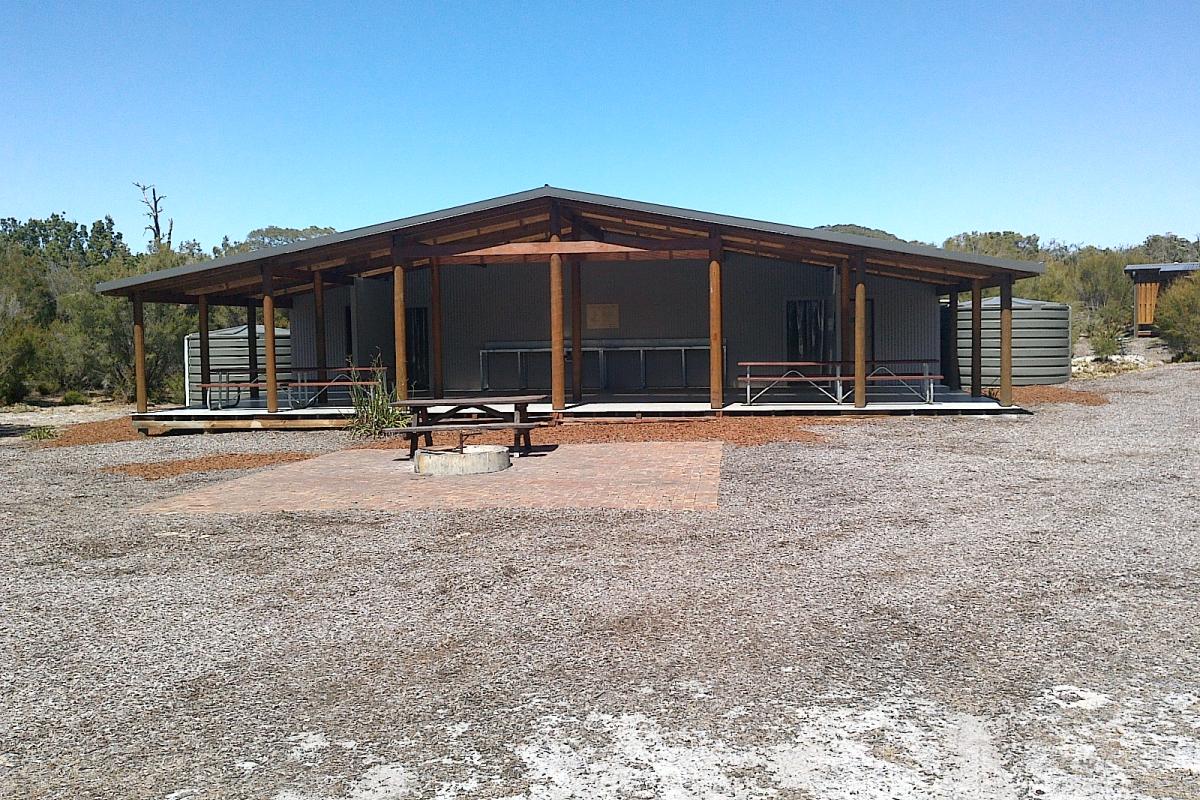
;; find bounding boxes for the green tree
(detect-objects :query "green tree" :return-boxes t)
[943,231,1042,261]
[1138,233,1200,265]
[1155,274,1200,359]
[213,225,335,257]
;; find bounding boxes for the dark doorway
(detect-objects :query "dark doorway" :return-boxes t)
[406,306,430,391]
[786,299,833,362]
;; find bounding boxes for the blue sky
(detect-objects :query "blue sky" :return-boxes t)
[2,1,1197,252]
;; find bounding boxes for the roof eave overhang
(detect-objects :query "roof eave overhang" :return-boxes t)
[96,186,1045,299]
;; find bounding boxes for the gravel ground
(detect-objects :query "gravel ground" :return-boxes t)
[1,365,1198,799]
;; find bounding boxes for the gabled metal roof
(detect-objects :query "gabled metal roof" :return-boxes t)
[96,186,1044,296]
[1124,261,1200,274]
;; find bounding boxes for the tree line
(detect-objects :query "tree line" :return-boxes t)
[0,187,332,404]
[1,197,1197,406]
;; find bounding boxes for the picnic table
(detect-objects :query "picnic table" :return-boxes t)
[387,394,550,457]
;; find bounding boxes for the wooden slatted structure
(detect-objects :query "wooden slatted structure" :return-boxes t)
[97,187,1042,417]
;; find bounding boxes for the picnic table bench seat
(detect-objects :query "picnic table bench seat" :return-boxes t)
[382,421,551,458]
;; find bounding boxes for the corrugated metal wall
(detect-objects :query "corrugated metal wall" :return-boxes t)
[184,326,291,407]
[286,257,945,393]
[866,275,942,365]
[724,253,836,370]
[291,284,353,370]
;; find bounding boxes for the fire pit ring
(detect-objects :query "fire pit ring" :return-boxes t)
[414,444,511,476]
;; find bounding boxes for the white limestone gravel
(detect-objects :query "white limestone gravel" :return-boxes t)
[0,365,1197,799]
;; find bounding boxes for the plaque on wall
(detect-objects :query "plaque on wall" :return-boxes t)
[586,303,619,330]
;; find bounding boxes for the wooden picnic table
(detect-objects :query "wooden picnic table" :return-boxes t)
[390,394,550,454]
[393,394,548,426]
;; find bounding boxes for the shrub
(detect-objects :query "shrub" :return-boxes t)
[347,359,410,438]
[23,425,57,441]
[60,390,89,406]
[1089,329,1121,359]
[1156,274,1200,359]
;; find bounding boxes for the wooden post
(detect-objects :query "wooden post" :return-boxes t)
[945,289,961,392]
[246,302,259,399]
[313,270,327,382]
[549,235,566,410]
[999,276,1013,407]
[970,279,983,397]
[570,260,583,401]
[393,263,408,400]
[839,260,852,365]
[708,241,724,410]
[853,259,867,408]
[431,259,444,397]
[132,296,147,413]
[262,266,278,413]
[196,293,211,400]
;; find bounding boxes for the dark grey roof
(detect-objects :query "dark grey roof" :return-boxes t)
[1124,261,1200,274]
[96,186,1044,294]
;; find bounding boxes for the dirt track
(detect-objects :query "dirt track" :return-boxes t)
[1,366,1197,799]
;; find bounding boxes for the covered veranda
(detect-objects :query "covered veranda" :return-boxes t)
[96,187,1042,433]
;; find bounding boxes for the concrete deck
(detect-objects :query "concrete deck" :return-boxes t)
[133,389,1021,433]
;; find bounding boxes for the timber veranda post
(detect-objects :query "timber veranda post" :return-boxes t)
[970,279,984,397]
[246,301,259,399]
[708,236,724,411]
[549,203,566,412]
[853,255,867,409]
[261,265,279,413]
[197,294,210,395]
[999,275,1014,407]
[132,295,147,413]
[549,237,566,411]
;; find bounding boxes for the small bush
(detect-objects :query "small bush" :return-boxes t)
[347,358,410,438]
[1089,329,1121,359]
[23,426,58,441]
[1156,274,1200,359]
[60,390,89,406]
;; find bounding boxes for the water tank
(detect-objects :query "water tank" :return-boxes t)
[184,325,291,407]
[954,297,1071,386]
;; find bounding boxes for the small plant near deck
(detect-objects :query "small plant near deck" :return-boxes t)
[347,358,410,438]
[23,425,58,441]
[60,390,89,406]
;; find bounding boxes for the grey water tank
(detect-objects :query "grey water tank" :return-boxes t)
[184,325,292,407]
[954,297,1071,386]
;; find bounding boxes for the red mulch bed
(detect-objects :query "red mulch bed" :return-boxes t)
[101,452,314,480]
[355,415,848,450]
[1009,385,1108,407]
[42,417,143,448]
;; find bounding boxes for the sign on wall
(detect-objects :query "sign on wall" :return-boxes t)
[586,303,620,330]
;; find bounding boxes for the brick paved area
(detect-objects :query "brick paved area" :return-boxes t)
[142,442,722,513]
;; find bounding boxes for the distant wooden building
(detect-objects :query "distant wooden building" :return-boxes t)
[1125,262,1199,336]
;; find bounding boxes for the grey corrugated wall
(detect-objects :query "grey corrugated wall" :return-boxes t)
[286,257,944,392]
[291,284,353,371]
